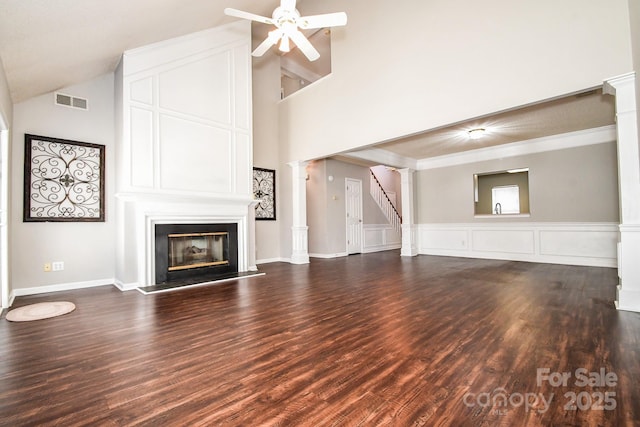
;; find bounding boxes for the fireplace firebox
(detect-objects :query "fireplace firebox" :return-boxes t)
[155,223,238,284]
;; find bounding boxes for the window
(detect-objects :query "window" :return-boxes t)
[474,169,530,216]
[491,185,520,214]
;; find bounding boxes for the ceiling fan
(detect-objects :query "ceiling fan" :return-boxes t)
[224,0,347,61]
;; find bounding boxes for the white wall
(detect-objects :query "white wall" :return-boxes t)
[280,0,633,163]
[114,22,255,287]
[11,74,116,292]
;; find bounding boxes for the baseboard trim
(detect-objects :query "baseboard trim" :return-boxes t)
[12,278,116,297]
[113,280,140,292]
[256,257,291,265]
[309,252,348,259]
[362,244,401,254]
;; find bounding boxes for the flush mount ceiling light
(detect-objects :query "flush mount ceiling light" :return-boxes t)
[467,128,487,140]
[225,0,347,61]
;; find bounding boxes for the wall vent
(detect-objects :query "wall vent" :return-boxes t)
[55,92,88,110]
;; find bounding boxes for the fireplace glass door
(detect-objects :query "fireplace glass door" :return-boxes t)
[168,232,229,272]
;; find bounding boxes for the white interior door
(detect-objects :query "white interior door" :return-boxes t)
[345,178,363,254]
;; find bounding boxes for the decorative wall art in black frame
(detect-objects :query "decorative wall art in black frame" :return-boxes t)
[23,134,105,222]
[253,167,276,220]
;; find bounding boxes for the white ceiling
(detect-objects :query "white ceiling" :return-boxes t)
[367,88,616,161]
[0,0,281,103]
[0,1,617,162]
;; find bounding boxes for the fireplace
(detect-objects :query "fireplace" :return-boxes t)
[155,223,238,284]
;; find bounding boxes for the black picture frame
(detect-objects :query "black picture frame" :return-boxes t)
[253,167,276,220]
[24,134,105,222]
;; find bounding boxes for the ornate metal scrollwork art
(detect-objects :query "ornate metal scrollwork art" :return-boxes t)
[253,167,276,220]
[24,134,105,222]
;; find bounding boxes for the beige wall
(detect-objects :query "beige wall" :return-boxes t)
[11,74,116,290]
[252,52,283,262]
[280,0,633,163]
[307,159,388,255]
[0,56,11,128]
[417,142,619,223]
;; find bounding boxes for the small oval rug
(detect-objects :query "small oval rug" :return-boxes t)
[5,301,76,322]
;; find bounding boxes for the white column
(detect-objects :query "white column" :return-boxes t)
[289,161,310,264]
[399,168,418,257]
[604,72,640,312]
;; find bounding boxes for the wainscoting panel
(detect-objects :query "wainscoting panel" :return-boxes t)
[418,223,618,267]
[539,230,618,258]
[363,224,401,254]
[472,229,535,254]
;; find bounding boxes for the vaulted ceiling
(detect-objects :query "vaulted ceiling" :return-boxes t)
[0,1,618,161]
[0,0,281,103]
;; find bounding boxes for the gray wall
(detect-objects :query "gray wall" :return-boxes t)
[307,159,388,255]
[417,142,619,223]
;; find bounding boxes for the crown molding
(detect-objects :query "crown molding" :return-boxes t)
[341,147,418,170]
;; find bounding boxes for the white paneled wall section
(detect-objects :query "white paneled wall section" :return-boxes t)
[114,21,255,288]
[418,223,618,268]
[117,21,252,198]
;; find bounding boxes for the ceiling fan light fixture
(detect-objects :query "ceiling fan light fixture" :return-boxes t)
[467,128,487,140]
[224,0,347,61]
[279,35,291,52]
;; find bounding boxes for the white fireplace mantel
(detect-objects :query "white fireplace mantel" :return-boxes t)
[116,192,253,288]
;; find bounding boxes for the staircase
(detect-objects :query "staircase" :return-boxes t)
[370,169,402,235]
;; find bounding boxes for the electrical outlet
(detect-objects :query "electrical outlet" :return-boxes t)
[43,263,52,272]
[52,261,64,271]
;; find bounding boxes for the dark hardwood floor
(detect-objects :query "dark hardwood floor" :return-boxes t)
[1,252,639,426]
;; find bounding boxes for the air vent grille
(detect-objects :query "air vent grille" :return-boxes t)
[55,92,88,110]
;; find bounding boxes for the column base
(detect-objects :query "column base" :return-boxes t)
[291,225,310,265]
[290,253,310,265]
[401,225,418,257]
[616,286,640,312]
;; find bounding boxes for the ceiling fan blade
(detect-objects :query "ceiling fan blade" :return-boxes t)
[289,30,320,61]
[281,0,297,10]
[252,30,282,57]
[224,8,273,25]
[298,12,347,29]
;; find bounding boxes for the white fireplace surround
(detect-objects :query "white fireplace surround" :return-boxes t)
[147,205,249,284]
[117,194,254,289]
